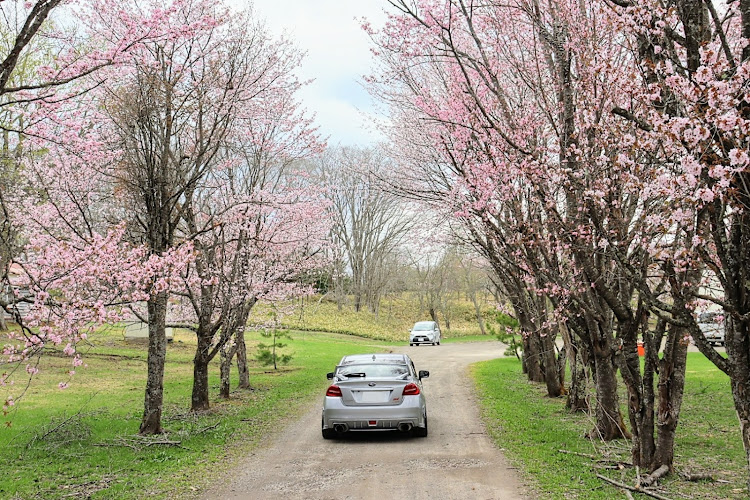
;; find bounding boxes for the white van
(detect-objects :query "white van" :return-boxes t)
[697,312,725,346]
[409,321,441,346]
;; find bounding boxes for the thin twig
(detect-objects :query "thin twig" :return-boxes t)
[596,474,674,500]
[197,422,220,434]
[558,449,632,466]
[558,449,598,459]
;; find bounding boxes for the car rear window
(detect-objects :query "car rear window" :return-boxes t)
[337,364,409,378]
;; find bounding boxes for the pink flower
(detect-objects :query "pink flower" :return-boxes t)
[729,148,749,166]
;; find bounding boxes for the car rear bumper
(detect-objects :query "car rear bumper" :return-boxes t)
[322,396,426,430]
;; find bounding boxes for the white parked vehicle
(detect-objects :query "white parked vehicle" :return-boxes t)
[697,312,725,346]
[409,321,441,346]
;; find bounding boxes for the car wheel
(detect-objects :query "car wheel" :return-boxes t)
[414,416,428,437]
[322,419,336,439]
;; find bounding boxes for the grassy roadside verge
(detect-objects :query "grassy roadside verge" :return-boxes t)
[471,354,747,499]
[0,328,392,499]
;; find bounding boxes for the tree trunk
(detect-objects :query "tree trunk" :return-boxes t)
[563,324,589,412]
[620,324,656,468]
[590,332,629,441]
[470,291,487,335]
[652,328,688,471]
[523,332,544,383]
[236,329,251,389]
[567,344,589,412]
[140,291,168,435]
[219,343,234,399]
[190,330,212,411]
[726,312,750,490]
[541,332,563,397]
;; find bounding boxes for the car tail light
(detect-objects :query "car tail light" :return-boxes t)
[326,385,342,397]
[403,383,420,395]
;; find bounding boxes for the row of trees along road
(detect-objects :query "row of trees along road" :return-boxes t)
[368,0,750,489]
[0,0,326,435]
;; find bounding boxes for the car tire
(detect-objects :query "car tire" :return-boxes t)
[322,419,336,439]
[414,416,428,437]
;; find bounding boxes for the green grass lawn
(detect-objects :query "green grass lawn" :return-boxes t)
[0,326,393,499]
[3,320,745,500]
[472,353,747,499]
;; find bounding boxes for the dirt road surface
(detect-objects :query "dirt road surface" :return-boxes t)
[203,341,528,500]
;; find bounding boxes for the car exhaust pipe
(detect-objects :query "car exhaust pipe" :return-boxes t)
[333,424,348,433]
[398,423,413,432]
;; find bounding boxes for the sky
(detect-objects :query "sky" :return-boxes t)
[247,1,392,147]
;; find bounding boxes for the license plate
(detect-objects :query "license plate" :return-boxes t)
[360,391,389,403]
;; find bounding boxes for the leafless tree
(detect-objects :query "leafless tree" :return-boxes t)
[314,146,414,313]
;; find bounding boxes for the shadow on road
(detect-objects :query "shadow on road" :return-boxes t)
[325,431,420,444]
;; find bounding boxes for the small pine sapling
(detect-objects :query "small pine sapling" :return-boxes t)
[487,312,522,360]
[256,329,293,370]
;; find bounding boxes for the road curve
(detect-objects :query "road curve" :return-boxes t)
[203,341,528,500]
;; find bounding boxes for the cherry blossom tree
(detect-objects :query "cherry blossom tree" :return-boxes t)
[606,0,750,483]
[1,0,214,424]
[170,34,326,407]
[367,0,705,472]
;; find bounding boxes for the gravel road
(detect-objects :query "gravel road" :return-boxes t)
[203,341,528,500]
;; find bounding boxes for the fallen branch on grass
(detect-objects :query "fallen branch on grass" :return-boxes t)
[641,465,670,487]
[197,422,220,434]
[558,449,633,467]
[596,473,673,500]
[24,393,99,450]
[93,436,188,451]
[558,449,598,459]
[679,470,728,483]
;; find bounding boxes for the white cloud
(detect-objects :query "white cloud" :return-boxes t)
[232,0,390,146]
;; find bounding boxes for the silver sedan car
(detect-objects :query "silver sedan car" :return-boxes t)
[322,353,429,439]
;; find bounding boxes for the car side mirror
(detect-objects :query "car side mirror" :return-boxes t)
[326,372,334,380]
[418,370,429,379]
